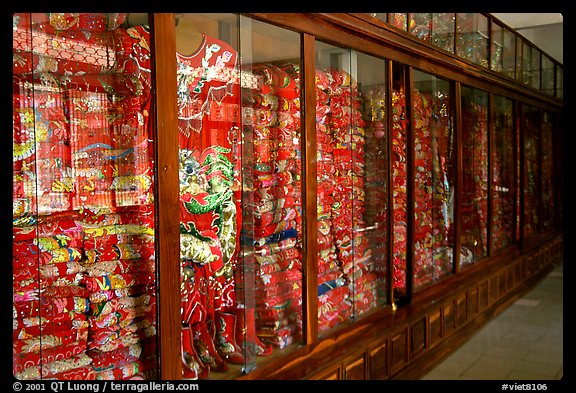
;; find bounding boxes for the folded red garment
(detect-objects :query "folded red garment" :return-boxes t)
[84,233,154,250]
[89,338,156,370]
[257,269,302,286]
[88,325,156,354]
[13,246,83,269]
[84,259,155,278]
[13,352,93,380]
[89,306,155,330]
[89,293,155,317]
[84,243,155,264]
[46,364,97,380]
[253,184,296,204]
[13,312,88,340]
[255,247,300,267]
[13,326,88,353]
[95,356,157,380]
[13,274,85,293]
[83,272,156,292]
[89,318,155,346]
[13,340,88,375]
[13,296,90,319]
[88,285,153,304]
[13,261,85,282]
[254,238,297,257]
[256,288,302,308]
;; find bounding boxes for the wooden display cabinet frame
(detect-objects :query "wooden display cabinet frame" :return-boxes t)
[147,13,563,380]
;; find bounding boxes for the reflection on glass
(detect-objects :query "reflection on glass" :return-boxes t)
[523,104,540,238]
[541,55,555,96]
[556,66,563,99]
[408,13,431,41]
[491,22,503,72]
[541,112,554,229]
[391,63,408,298]
[412,71,455,291]
[355,52,388,315]
[516,38,523,82]
[431,13,455,53]
[369,13,387,23]
[492,96,516,251]
[315,42,388,334]
[13,13,157,380]
[522,42,532,86]
[460,86,489,266]
[531,47,541,90]
[502,29,517,79]
[389,13,408,31]
[456,13,489,68]
[239,16,303,362]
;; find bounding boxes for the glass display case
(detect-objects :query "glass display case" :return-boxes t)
[238,15,304,362]
[491,95,516,252]
[314,42,388,335]
[431,13,455,53]
[531,46,541,90]
[13,12,158,380]
[460,86,489,266]
[12,11,562,381]
[541,111,555,230]
[388,13,408,32]
[541,55,555,97]
[408,13,431,41]
[522,104,540,239]
[411,70,455,291]
[456,13,489,68]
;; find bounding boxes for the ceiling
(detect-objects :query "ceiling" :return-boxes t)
[490,13,563,63]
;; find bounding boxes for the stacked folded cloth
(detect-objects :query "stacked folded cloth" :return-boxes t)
[461,99,489,264]
[13,220,94,380]
[79,206,157,380]
[412,90,435,288]
[315,68,352,333]
[412,90,454,290]
[248,63,303,349]
[391,88,408,294]
[324,67,378,320]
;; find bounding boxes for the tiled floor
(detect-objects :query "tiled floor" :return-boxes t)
[421,263,563,380]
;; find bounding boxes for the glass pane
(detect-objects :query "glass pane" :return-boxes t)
[456,13,489,68]
[355,52,389,315]
[176,13,247,379]
[515,37,523,82]
[460,86,489,267]
[412,70,455,291]
[369,13,387,23]
[522,42,532,86]
[389,13,408,31]
[541,55,555,96]
[408,13,431,41]
[491,95,516,251]
[391,63,408,299]
[541,112,554,229]
[315,42,354,334]
[531,48,541,90]
[523,104,540,238]
[431,13,455,53]
[556,66,563,99]
[239,16,304,366]
[315,43,389,334]
[491,22,503,72]
[502,28,516,79]
[13,12,157,380]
